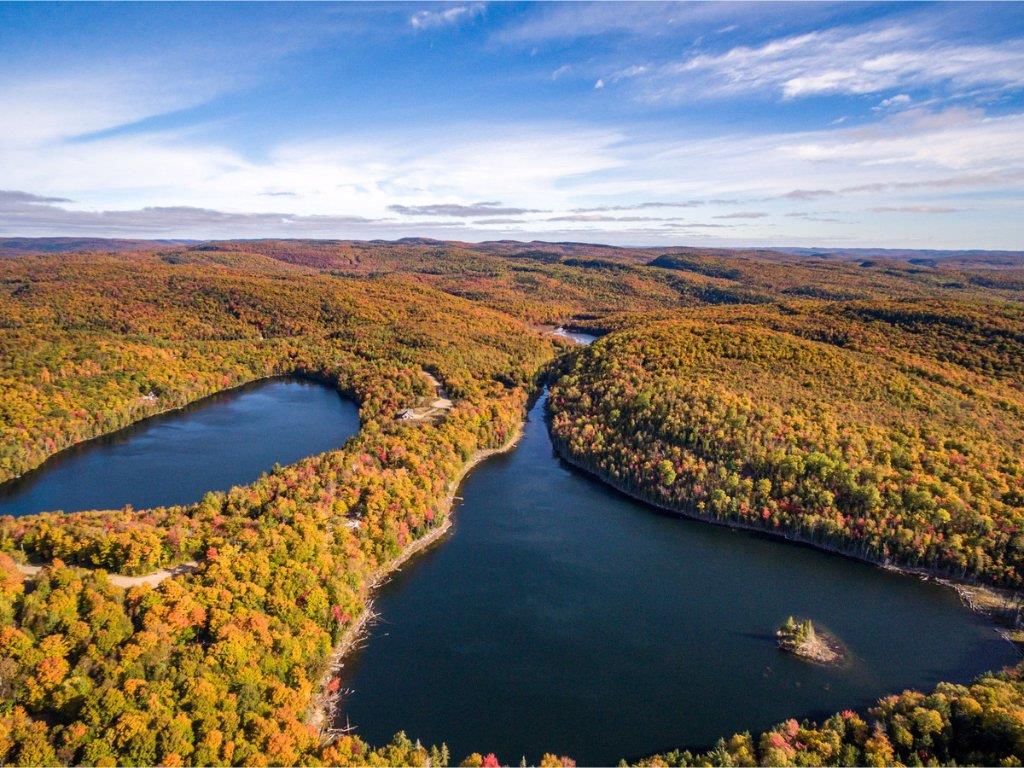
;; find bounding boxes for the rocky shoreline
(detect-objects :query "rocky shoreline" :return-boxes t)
[776,617,844,665]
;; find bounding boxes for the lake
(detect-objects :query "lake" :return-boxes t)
[0,376,360,517]
[553,327,600,346]
[336,389,1018,765]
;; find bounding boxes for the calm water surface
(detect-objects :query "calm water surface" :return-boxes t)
[337,390,1018,765]
[0,377,359,516]
[553,327,599,345]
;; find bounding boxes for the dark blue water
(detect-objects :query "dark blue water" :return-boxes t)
[0,377,359,516]
[337,391,1018,765]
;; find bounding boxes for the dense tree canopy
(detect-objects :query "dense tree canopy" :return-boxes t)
[0,250,556,765]
[2,240,1024,765]
[549,301,1024,586]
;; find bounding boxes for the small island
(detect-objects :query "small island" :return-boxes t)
[776,617,843,664]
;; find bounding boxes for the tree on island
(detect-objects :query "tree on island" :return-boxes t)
[776,616,841,663]
[777,616,815,648]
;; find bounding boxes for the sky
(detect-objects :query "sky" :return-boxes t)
[1,1,1022,249]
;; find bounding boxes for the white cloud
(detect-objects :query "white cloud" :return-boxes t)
[410,4,485,30]
[875,93,912,111]
[0,68,234,144]
[781,189,836,200]
[0,190,71,205]
[546,214,684,223]
[1,103,1021,247]
[0,122,627,226]
[0,12,379,149]
[610,65,649,83]
[0,196,384,236]
[389,202,544,216]
[870,205,961,214]
[781,108,1024,170]
[571,202,704,212]
[636,22,1024,102]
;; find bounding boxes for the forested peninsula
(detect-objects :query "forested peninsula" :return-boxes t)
[1,239,1024,766]
[548,302,1024,588]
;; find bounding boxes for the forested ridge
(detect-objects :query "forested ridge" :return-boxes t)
[549,302,1024,586]
[2,240,1024,766]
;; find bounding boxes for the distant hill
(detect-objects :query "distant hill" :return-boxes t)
[0,237,197,256]
[2,236,1021,266]
[778,247,1024,269]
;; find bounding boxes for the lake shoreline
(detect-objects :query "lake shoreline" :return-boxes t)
[309,415,528,738]
[314,388,1020,763]
[548,438,1023,652]
[0,369,355,491]
[1,371,360,520]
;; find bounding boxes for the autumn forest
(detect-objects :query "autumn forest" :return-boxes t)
[2,238,1024,767]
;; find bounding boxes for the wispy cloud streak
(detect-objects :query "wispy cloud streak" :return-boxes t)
[617,21,1024,102]
[410,4,484,30]
[388,201,544,217]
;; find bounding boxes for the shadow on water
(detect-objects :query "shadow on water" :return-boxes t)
[0,376,360,517]
[738,631,778,643]
[336,389,1019,765]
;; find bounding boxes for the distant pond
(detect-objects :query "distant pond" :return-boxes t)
[553,327,600,346]
[0,376,360,516]
[336,389,1018,765]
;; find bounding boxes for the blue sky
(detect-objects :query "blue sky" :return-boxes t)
[1,1,1022,248]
